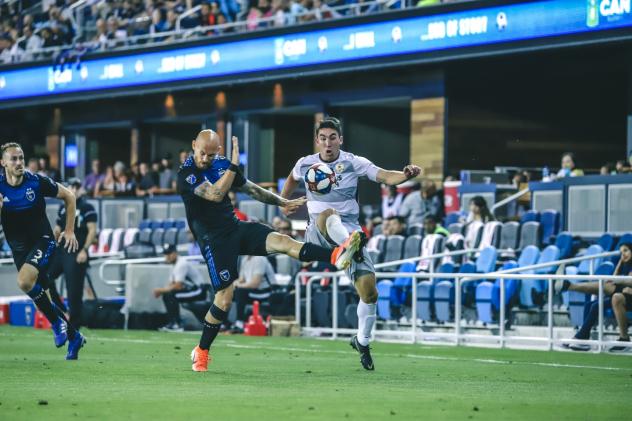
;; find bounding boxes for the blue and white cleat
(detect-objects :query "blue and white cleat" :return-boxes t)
[66,331,86,360]
[51,319,68,348]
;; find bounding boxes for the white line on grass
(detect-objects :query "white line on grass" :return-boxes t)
[1,330,629,372]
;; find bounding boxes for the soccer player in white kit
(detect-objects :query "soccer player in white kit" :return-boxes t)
[281,117,421,370]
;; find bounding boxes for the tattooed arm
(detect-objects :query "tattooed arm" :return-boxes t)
[239,180,307,212]
[193,173,236,203]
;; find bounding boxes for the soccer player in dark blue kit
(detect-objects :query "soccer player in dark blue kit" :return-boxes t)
[0,142,85,360]
[180,130,362,372]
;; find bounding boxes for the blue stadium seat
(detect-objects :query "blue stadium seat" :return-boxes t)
[162,218,176,229]
[175,219,187,229]
[499,221,520,251]
[391,262,417,306]
[518,221,541,250]
[520,210,540,224]
[577,244,604,275]
[597,233,615,252]
[139,219,151,230]
[520,245,561,308]
[517,246,540,307]
[476,246,497,274]
[434,281,454,322]
[567,262,614,327]
[492,261,519,311]
[403,235,422,260]
[377,280,393,320]
[555,231,573,259]
[417,281,433,322]
[540,210,560,245]
[149,220,162,229]
[476,281,495,323]
[444,212,461,227]
[407,224,424,237]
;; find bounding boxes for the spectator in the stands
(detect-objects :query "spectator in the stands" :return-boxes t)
[178,149,189,166]
[382,184,403,219]
[399,180,443,226]
[114,170,136,196]
[464,195,494,224]
[27,157,39,173]
[149,7,169,39]
[271,0,287,26]
[600,162,615,175]
[95,165,116,197]
[159,154,177,194]
[0,33,18,64]
[154,244,209,332]
[136,162,158,196]
[232,254,276,332]
[615,160,626,174]
[38,155,59,181]
[423,214,449,237]
[93,18,108,49]
[559,242,632,352]
[556,152,584,178]
[107,16,128,47]
[384,215,406,236]
[19,25,43,61]
[228,191,248,221]
[84,159,104,196]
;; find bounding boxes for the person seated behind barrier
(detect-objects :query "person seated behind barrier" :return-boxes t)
[231,255,277,333]
[558,243,632,351]
[556,152,584,179]
[153,244,209,332]
[366,216,405,252]
[461,195,494,225]
[423,214,449,237]
[398,180,443,226]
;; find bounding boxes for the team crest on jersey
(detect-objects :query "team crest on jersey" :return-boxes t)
[219,269,230,282]
[334,163,345,174]
[25,187,35,202]
[186,174,197,185]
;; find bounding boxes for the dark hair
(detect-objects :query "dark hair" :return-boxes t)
[424,214,439,223]
[469,195,494,222]
[315,117,342,137]
[561,152,577,168]
[620,243,632,253]
[1,142,21,154]
[385,215,406,225]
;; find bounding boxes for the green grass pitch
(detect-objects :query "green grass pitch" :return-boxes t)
[0,325,631,420]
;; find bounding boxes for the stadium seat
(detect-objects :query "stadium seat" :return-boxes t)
[382,235,405,268]
[464,221,484,249]
[520,210,540,224]
[403,234,422,260]
[176,229,190,245]
[442,233,465,266]
[162,218,176,229]
[434,281,454,322]
[478,221,502,249]
[149,220,162,229]
[448,223,464,235]
[175,219,187,229]
[500,221,520,251]
[123,228,140,247]
[151,228,165,251]
[377,280,393,320]
[518,221,540,250]
[391,262,417,306]
[139,219,151,230]
[138,228,152,244]
[555,231,573,259]
[163,228,178,246]
[372,224,383,236]
[417,281,433,321]
[597,233,615,252]
[492,261,519,311]
[577,244,604,275]
[124,243,156,259]
[476,246,498,274]
[97,228,114,254]
[520,245,561,308]
[407,223,424,237]
[367,250,382,265]
[540,210,560,245]
[475,281,494,323]
[109,228,126,253]
[444,212,462,227]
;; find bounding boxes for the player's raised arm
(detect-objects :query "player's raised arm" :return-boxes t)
[56,183,79,253]
[238,180,306,214]
[193,136,240,203]
[375,164,422,186]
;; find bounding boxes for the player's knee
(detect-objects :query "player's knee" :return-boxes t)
[362,288,378,304]
[17,273,35,292]
[316,209,336,231]
[612,293,625,306]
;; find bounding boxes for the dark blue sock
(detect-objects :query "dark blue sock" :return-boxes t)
[27,284,59,324]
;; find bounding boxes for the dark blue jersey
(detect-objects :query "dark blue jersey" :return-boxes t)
[0,170,58,246]
[177,155,246,233]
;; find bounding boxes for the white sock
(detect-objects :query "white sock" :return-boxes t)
[326,214,350,245]
[357,300,376,346]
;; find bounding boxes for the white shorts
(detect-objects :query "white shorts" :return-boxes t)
[304,224,375,282]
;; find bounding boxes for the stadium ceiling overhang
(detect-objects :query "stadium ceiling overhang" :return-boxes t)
[1,0,631,108]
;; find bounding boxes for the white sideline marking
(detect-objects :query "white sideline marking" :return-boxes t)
[1,331,629,372]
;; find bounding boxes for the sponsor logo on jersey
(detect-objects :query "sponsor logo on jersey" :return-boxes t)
[335,163,345,174]
[219,269,230,282]
[186,174,197,185]
[25,188,35,202]
[2,196,9,202]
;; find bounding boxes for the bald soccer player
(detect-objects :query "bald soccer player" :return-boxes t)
[179,130,363,372]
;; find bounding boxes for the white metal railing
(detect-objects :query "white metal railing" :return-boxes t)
[296,270,632,353]
[6,0,398,65]
[99,254,205,286]
[491,187,529,214]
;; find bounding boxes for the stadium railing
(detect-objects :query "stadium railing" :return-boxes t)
[296,249,629,353]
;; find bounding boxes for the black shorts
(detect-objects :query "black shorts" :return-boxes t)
[194,221,274,291]
[10,235,57,287]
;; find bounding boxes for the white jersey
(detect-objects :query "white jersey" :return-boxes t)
[291,150,379,232]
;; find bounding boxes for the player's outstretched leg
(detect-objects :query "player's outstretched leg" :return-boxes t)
[350,273,377,371]
[317,209,367,265]
[192,286,233,372]
[18,264,84,357]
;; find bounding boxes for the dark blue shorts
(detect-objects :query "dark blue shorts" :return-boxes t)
[10,235,57,286]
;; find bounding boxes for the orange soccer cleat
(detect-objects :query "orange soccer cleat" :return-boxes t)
[331,230,363,270]
[191,345,211,372]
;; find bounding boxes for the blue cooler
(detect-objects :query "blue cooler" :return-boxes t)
[9,300,35,326]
